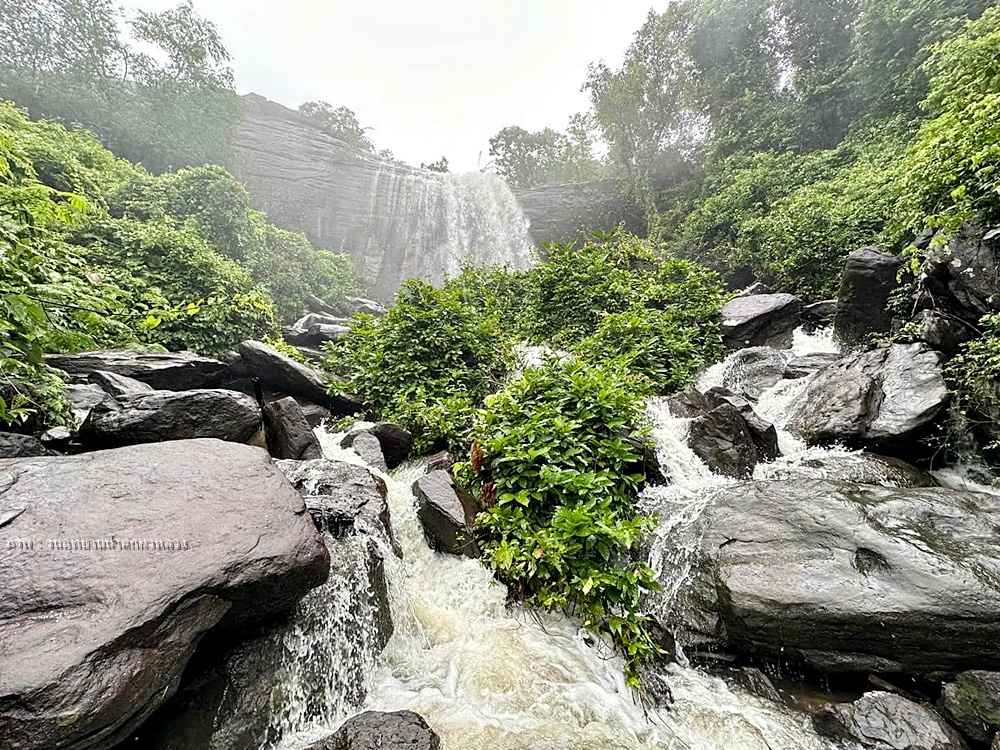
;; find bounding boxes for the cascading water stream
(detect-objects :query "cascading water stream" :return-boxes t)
[272,327,872,749]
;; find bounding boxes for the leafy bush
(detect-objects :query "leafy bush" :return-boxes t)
[457,358,661,685]
[324,280,515,453]
[946,313,1000,461]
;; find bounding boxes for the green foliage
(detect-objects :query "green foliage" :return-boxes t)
[946,313,1000,460]
[894,4,1000,237]
[420,156,450,174]
[488,118,602,189]
[298,101,376,152]
[324,280,515,453]
[458,358,661,686]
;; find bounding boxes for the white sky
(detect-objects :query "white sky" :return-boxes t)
[128,0,662,172]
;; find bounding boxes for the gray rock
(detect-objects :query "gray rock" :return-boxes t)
[737,281,774,296]
[306,294,341,316]
[350,432,388,473]
[297,399,332,428]
[370,423,413,469]
[757,451,938,488]
[714,346,790,400]
[834,247,903,348]
[784,352,841,379]
[46,350,228,390]
[238,340,361,416]
[345,297,388,317]
[304,710,440,750]
[814,692,968,750]
[423,450,458,473]
[680,480,1000,677]
[718,293,802,349]
[413,470,480,557]
[65,383,115,428]
[802,299,838,329]
[940,671,1000,743]
[87,370,154,398]
[921,222,1000,323]
[787,343,949,457]
[734,667,782,704]
[80,389,262,449]
[264,397,323,460]
[0,433,50,458]
[913,310,974,357]
[0,440,329,750]
[704,388,780,462]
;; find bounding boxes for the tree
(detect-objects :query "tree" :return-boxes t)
[421,156,449,173]
[298,101,375,152]
[131,0,234,89]
[488,123,601,189]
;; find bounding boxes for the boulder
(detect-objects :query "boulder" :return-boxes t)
[624,434,669,487]
[263,397,323,460]
[238,340,361,416]
[834,247,903,348]
[370,423,413,470]
[718,293,802,350]
[297,399,332,428]
[80,389,262,449]
[306,294,341,316]
[0,439,329,750]
[65,383,115,427]
[345,297,388,318]
[787,343,949,458]
[413,470,480,557]
[802,299,838,330]
[737,281,773,296]
[678,479,1000,677]
[940,671,1000,743]
[757,451,938,488]
[913,310,974,357]
[814,692,967,750]
[703,388,780,461]
[87,370,154,398]
[0,433,50,458]
[713,346,790,400]
[784,352,841,379]
[921,222,1000,323]
[46,350,228,390]
[276,458,394,546]
[304,710,440,750]
[349,431,388,473]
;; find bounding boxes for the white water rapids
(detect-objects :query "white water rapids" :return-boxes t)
[271,328,912,750]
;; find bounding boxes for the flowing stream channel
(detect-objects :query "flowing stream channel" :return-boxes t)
[271,327,979,750]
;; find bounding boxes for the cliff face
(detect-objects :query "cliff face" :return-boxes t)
[232,96,653,297]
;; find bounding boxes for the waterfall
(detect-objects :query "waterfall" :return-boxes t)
[359,169,535,300]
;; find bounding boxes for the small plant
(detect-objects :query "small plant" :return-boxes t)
[458,358,662,686]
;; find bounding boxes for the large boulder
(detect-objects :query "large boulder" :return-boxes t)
[80,389,262,449]
[46,350,228,390]
[815,692,967,750]
[342,422,413,470]
[345,297,388,318]
[718,293,802,350]
[0,433,50,458]
[87,370,154,398]
[0,440,329,750]
[940,671,1000,743]
[783,352,841,379]
[677,479,1000,677]
[912,310,974,357]
[834,247,903,348]
[238,340,360,416]
[787,343,949,458]
[757,451,938,488]
[711,347,790,400]
[263,396,323,460]
[921,222,1000,324]
[304,710,440,750]
[412,470,480,558]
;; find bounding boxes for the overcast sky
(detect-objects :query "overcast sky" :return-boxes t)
[129,0,662,172]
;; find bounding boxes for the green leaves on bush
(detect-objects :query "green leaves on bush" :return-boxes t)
[323,280,515,453]
[946,313,1000,461]
[457,358,661,685]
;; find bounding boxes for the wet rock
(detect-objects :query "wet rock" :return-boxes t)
[712,346,791,401]
[87,370,154,398]
[814,692,967,750]
[939,671,1000,743]
[350,432,388,473]
[0,433,50,458]
[737,281,773,296]
[834,247,903,348]
[65,383,115,427]
[304,710,440,750]
[703,388,780,462]
[342,422,412,470]
[913,310,974,357]
[306,294,341,316]
[47,350,228,390]
[802,300,838,330]
[756,451,939,488]
[784,352,841,379]
[345,297,388,317]
[718,293,802,350]
[39,426,72,450]
[787,343,949,458]
[413,470,480,558]
[238,340,361,416]
[735,667,782,704]
[264,396,323,460]
[0,440,329,750]
[80,389,262,449]
[297,399,332,428]
[625,434,669,487]
[921,222,1000,323]
[681,479,1000,677]
[423,450,458,473]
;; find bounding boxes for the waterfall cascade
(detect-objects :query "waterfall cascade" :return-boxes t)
[269,327,883,750]
[359,169,535,299]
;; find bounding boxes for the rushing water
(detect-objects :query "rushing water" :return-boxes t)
[360,168,536,299]
[272,328,869,750]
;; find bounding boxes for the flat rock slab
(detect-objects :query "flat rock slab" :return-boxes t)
[681,479,1000,677]
[718,293,802,349]
[47,350,228,390]
[305,710,440,750]
[0,439,329,750]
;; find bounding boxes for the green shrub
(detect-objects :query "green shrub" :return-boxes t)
[946,313,1000,461]
[324,280,515,453]
[457,358,661,685]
